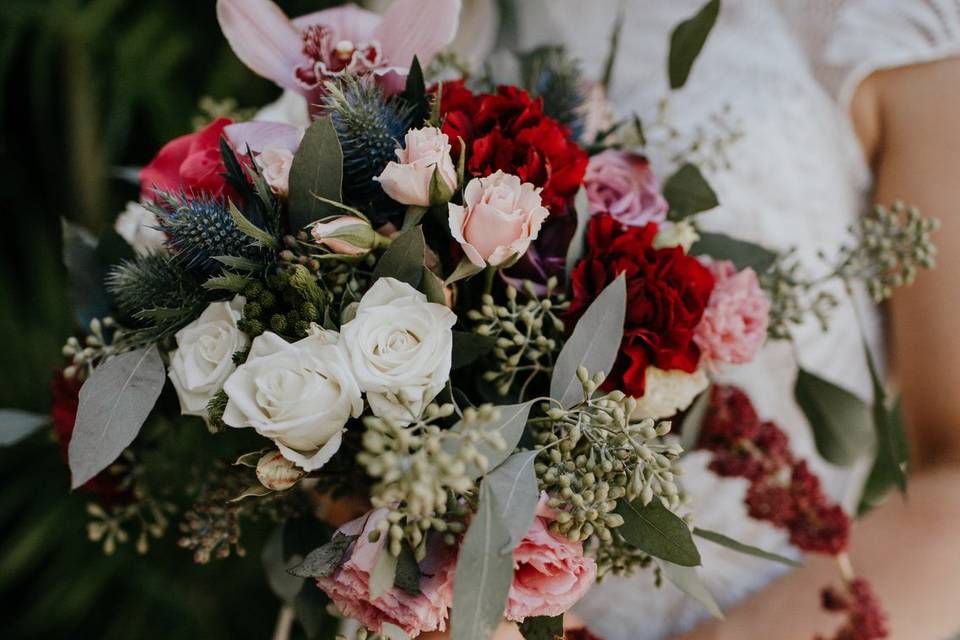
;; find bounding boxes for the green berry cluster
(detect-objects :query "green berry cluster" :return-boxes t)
[238,265,330,339]
[591,532,656,580]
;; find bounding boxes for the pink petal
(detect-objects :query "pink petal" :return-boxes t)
[374,0,461,69]
[291,4,381,43]
[217,0,303,91]
[224,121,304,154]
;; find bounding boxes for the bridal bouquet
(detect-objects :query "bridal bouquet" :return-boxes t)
[15,0,938,639]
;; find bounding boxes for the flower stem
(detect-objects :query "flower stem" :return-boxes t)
[271,605,294,640]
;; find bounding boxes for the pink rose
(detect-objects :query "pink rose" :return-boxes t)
[694,260,770,368]
[448,171,550,268]
[311,216,380,256]
[377,127,458,206]
[584,150,668,227]
[316,508,456,636]
[256,145,295,197]
[504,495,597,621]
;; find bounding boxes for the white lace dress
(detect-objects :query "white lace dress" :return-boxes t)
[462,1,960,638]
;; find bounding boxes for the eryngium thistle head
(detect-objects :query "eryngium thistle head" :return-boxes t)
[150,195,270,273]
[106,252,202,317]
[518,45,586,140]
[323,76,414,223]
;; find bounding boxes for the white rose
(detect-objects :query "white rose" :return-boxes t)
[653,220,700,252]
[222,329,362,471]
[631,367,709,419]
[114,201,166,255]
[340,278,456,423]
[255,144,295,197]
[168,296,247,418]
[376,127,458,206]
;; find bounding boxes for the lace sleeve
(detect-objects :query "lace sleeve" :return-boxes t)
[825,0,960,108]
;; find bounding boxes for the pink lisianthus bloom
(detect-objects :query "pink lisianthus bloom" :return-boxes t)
[694,260,770,368]
[584,150,668,227]
[316,508,456,637]
[217,0,461,106]
[505,495,597,621]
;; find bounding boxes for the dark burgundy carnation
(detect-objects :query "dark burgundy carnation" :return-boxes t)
[438,81,588,213]
[567,214,715,397]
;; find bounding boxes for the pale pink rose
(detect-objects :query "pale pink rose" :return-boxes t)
[694,260,770,368]
[376,127,457,206]
[448,171,550,268]
[584,150,668,227]
[311,216,378,256]
[316,508,456,636]
[504,495,597,621]
[256,144,295,197]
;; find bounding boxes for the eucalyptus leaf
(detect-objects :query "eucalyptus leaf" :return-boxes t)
[693,528,801,567]
[395,541,422,595]
[615,499,701,566]
[263,525,304,605]
[0,409,49,446]
[486,450,541,552]
[465,402,533,477]
[452,331,497,370]
[288,533,358,579]
[420,267,446,305]
[659,561,724,619]
[288,116,343,230]
[668,0,721,90]
[564,187,590,280]
[62,218,110,328]
[518,615,564,640]
[551,275,626,408]
[679,386,712,452]
[370,226,425,288]
[369,546,399,600]
[689,232,777,273]
[795,368,873,466]
[451,481,514,640]
[68,345,165,489]
[664,163,718,220]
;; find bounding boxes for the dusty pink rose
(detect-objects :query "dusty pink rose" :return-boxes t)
[448,171,550,268]
[376,127,458,206]
[256,145,295,197]
[504,495,597,621]
[694,260,770,368]
[311,216,379,256]
[584,150,668,226]
[316,508,456,636]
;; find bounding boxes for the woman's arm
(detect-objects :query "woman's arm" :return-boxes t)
[676,57,960,640]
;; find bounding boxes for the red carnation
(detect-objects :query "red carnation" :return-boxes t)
[567,214,714,397]
[140,117,233,200]
[438,81,587,213]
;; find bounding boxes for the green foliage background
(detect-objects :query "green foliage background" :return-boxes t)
[0,1,337,637]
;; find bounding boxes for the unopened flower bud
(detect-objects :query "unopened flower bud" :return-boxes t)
[310,216,381,256]
[255,451,304,491]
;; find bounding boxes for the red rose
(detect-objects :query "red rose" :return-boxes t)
[439,81,587,213]
[140,117,233,200]
[567,214,714,397]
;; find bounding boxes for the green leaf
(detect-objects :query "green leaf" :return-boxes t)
[633,113,647,147]
[680,386,712,451]
[403,55,430,125]
[445,257,484,286]
[227,200,279,249]
[668,0,721,90]
[288,116,344,230]
[693,528,801,568]
[429,165,454,204]
[452,331,497,370]
[615,499,701,567]
[202,272,250,293]
[370,226,425,288]
[228,484,273,502]
[859,344,908,512]
[369,546,399,600]
[395,541,422,595]
[293,581,332,639]
[551,275,626,408]
[68,345,165,489]
[518,615,564,640]
[451,480,514,640]
[402,205,429,231]
[600,5,625,91]
[689,232,777,273]
[95,226,135,268]
[794,368,874,466]
[62,219,111,328]
[213,255,264,272]
[420,267,446,305]
[288,533,358,579]
[664,163,719,220]
[659,561,723,619]
[0,409,49,446]
[450,402,533,478]
[263,525,304,605]
[486,450,541,552]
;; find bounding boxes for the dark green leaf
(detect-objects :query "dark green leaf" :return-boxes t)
[403,56,430,125]
[370,226,425,288]
[615,499,701,567]
[62,219,111,328]
[668,0,721,90]
[859,344,908,512]
[227,200,278,249]
[486,450,541,551]
[551,275,626,408]
[95,226,135,268]
[600,6,625,91]
[263,525,304,604]
[633,113,647,147]
[288,533,358,579]
[0,409,49,446]
[420,267,446,305]
[429,164,454,204]
[518,615,564,640]
[293,581,331,639]
[664,163,718,220]
[395,541,422,595]
[69,345,165,489]
[693,528,801,567]
[658,561,723,619]
[794,368,874,466]
[288,116,344,230]
[452,331,497,370]
[689,232,777,273]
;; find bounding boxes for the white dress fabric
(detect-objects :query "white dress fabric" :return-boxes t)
[462,1,960,638]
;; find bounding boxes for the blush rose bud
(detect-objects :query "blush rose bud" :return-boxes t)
[375,126,458,206]
[256,451,304,491]
[448,171,550,268]
[255,145,295,198]
[310,216,383,256]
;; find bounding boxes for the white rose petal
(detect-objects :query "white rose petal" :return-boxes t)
[653,220,700,252]
[631,367,709,420]
[340,277,456,424]
[114,201,166,255]
[168,296,247,418]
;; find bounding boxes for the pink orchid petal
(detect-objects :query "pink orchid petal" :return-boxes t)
[373,0,461,69]
[224,121,304,154]
[217,0,303,91]
[291,4,381,43]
